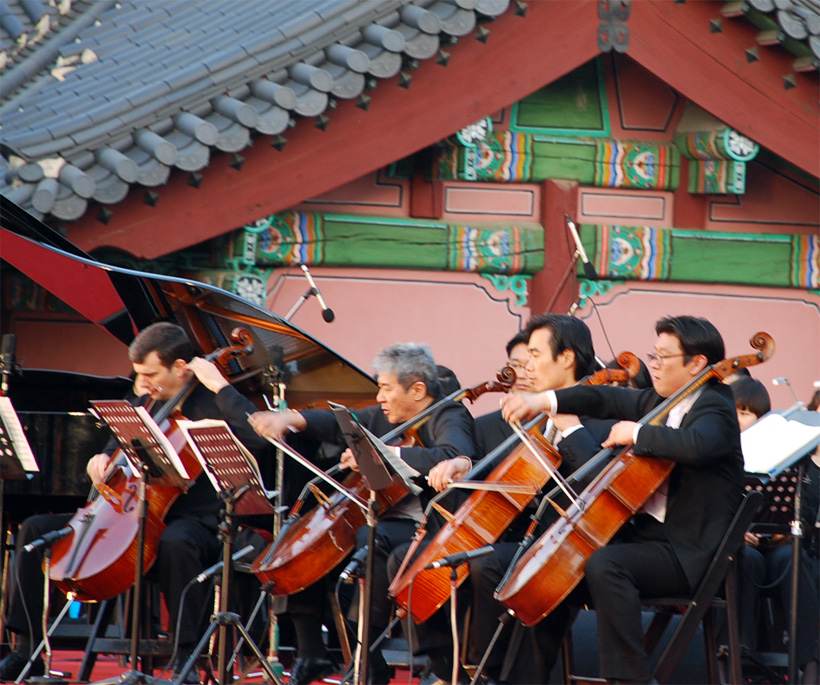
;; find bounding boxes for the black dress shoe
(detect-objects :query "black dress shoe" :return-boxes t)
[0,650,45,682]
[288,656,339,685]
[170,651,201,685]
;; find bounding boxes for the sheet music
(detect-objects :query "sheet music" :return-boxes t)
[90,400,190,485]
[742,411,820,476]
[176,418,276,516]
[0,396,39,475]
[360,424,422,496]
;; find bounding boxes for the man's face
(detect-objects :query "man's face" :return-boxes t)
[376,372,425,424]
[647,332,702,398]
[508,342,532,393]
[132,350,187,401]
[526,327,576,392]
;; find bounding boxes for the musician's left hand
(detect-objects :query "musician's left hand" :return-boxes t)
[602,421,638,448]
[339,448,359,472]
[187,357,229,393]
[427,456,471,492]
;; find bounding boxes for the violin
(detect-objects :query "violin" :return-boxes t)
[495,332,775,626]
[388,352,641,624]
[250,366,517,595]
[47,329,254,603]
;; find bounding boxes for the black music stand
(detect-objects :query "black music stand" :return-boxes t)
[172,419,281,685]
[89,399,192,685]
[328,402,420,685]
[742,406,820,684]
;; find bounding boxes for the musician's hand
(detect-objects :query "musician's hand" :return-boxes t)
[745,531,760,548]
[602,421,638,448]
[248,410,306,439]
[426,456,471,492]
[501,391,550,424]
[552,414,581,432]
[187,357,229,393]
[339,448,359,472]
[86,453,110,484]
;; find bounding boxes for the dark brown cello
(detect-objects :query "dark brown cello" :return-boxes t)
[47,329,254,603]
[250,367,517,595]
[388,352,641,624]
[495,332,775,626]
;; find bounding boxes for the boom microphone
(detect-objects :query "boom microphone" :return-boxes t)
[339,545,369,582]
[1,333,17,395]
[565,215,598,280]
[423,545,493,571]
[300,264,335,323]
[24,526,73,553]
[194,544,256,584]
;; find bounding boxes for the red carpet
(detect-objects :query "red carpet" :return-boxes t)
[42,651,420,684]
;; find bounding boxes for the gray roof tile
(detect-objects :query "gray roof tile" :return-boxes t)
[0,0,516,221]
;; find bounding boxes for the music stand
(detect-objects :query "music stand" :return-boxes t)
[328,402,420,685]
[0,396,45,677]
[742,406,820,684]
[173,419,282,685]
[89,399,193,685]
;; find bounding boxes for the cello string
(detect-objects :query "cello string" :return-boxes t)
[510,422,580,506]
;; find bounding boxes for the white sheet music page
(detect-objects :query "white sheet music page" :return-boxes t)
[742,412,820,475]
[0,396,39,473]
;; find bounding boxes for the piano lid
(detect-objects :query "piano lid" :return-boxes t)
[1,198,376,409]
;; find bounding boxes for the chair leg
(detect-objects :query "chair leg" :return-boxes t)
[724,564,743,685]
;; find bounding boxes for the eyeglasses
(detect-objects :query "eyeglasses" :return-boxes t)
[646,352,687,366]
[508,361,529,371]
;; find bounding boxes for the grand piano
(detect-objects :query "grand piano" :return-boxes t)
[0,197,377,531]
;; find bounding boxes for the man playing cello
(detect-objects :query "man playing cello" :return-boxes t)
[502,315,744,684]
[249,342,477,685]
[0,322,267,683]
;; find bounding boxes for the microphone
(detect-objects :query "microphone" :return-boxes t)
[24,526,73,553]
[565,215,598,280]
[194,544,256,584]
[300,264,335,323]
[1,333,17,394]
[423,545,493,571]
[772,377,801,406]
[339,545,369,582]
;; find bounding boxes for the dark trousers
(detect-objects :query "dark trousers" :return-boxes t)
[583,539,690,682]
[741,542,819,668]
[4,512,220,647]
[469,541,572,684]
[5,513,73,642]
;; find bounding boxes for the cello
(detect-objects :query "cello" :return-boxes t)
[47,329,254,603]
[250,366,517,596]
[388,352,641,624]
[495,331,775,626]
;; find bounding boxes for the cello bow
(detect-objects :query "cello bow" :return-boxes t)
[495,332,775,626]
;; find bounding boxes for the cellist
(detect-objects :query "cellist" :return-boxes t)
[249,342,477,685]
[0,322,268,684]
[398,314,611,685]
[502,315,744,684]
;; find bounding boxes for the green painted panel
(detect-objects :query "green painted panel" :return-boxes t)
[513,59,608,136]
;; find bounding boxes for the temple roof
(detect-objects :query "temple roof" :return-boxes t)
[0,0,512,221]
[0,0,816,254]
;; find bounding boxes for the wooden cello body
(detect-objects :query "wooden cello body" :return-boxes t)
[250,367,517,596]
[47,332,253,603]
[495,332,775,626]
[388,353,641,624]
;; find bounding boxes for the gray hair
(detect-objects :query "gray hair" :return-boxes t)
[372,343,441,396]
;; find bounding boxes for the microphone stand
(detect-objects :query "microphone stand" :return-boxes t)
[16,548,71,684]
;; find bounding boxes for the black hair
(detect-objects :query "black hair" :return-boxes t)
[436,365,461,395]
[505,331,529,358]
[129,322,195,368]
[655,315,725,366]
[523,314,597,381]
[731,376,771,418]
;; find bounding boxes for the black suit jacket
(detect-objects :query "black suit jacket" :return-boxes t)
[553,380,744,589]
